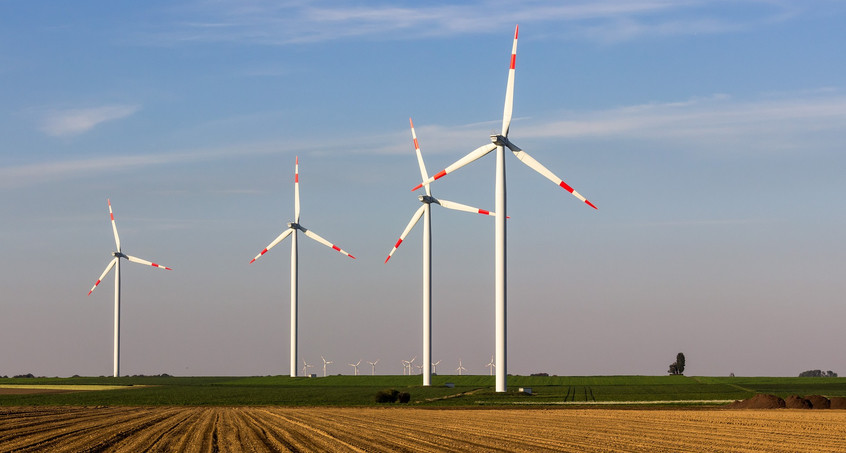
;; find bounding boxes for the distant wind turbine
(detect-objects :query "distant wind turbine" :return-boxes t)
[302,359,313,377]
[456,359,467,376]
[486,355,496,376]
[412,25,598,392]
[321,355,333,377]
[348,360,361,376]
[87,199,172,378]
[367,359,379,376]
[431,360,441,375]
[250,157,356,377]
[387,118,498,387]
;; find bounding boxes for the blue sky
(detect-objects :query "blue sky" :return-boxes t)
[1,0,845,378]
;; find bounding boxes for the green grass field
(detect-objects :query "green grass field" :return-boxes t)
[2,375,844,407]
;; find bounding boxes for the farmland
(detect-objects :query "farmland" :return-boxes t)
[2,375,846,406]
[2,406,846,452]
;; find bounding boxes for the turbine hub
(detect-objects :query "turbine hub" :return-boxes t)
[419,195,436,204]
[491,134,507,146]
[112,251,127,259]
[287,222,301,230]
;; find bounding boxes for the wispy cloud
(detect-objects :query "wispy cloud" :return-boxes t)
[40,105,141,137]
[4,90,844,189]
[145,0,803,45]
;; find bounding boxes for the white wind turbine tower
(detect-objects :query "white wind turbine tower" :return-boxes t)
[349,360,361,376]
[431,360,441,375]
[321,355,333,377]
[250,157,356,377]
[401,359,410,376]
[486,355,496,376]
[456,359,467,376]
[413,25,598,392]
[302,359,313,377]
[87,199,172,378]
[367,359,379,376]
[386,118,498,387]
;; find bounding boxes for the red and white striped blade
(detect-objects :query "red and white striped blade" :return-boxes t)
[512,149,598,209]
[250,228,294,263]
[436,198,497,217]
[502,24,519,137]
[108,199,121,251]
[88,258,117,295]
[294,156,301,223]
[126,255,173,270]
[302,228,356,259]
[412,143,496,191]
[385,204,426,263]
[410,118,431,196]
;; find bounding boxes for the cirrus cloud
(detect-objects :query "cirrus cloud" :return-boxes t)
[40,104,141,137]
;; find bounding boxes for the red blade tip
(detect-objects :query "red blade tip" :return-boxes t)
[586,200,598,210]
[411,183,423,192]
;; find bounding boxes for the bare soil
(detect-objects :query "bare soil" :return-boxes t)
[2,406,846,452]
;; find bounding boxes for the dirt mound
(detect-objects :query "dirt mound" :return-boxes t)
[805,395,831,409]
[727,394,785,409]
[830,397,846,409]
[785,395,812,409]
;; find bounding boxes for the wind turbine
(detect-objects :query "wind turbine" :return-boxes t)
[321,355,333,377]
[432,360,441,375]
[486,355,496,376]
[413,25,598,392]
[386,118,498,387]
[456,359,467,376]
[401,359,410,376]
[348,360,361,376]
[87,199,172,378]
[302,359,313,377]
[250,157,356,377]
[367,359,379,376]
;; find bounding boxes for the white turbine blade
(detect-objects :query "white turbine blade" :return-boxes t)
[436,198,497,217]
[512,148,598,209]
[126,255,172,270]
[410,118,431,196]
[294,156,300,223]
[302,227,356,259]
[88,258,117,295]
[385,204,426,263]
[502,24,519,137]
[250,228,294,263]
[108,199,120,251]
[412,143,496,191]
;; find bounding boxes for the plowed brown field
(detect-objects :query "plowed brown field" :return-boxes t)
[2,406,845,452]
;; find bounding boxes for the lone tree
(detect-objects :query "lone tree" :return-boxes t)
[668,353,686,375]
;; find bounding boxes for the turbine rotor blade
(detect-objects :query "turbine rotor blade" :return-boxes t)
[412,143,496,191]
[294,156,301,223]
[250,228,294,263]
[410,118,431,196]
[301,227,356,259]
[511,148,598,209]
[108,199,121,251]
[502,24,519,137]
[88,258,117,295]
[385,204,426,263]
[126,255,173,270]
[436,198,498,217]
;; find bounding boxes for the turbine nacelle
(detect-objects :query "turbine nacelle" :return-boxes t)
[287,222,301,230]
[112,251,127,259]
[418,195,437,204]
[490,134,521,151]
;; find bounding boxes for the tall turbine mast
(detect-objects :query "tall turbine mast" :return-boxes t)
[386,118,498,386]
[250,157,356,377]
[413,26,598,392]
[88,199,172,377]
